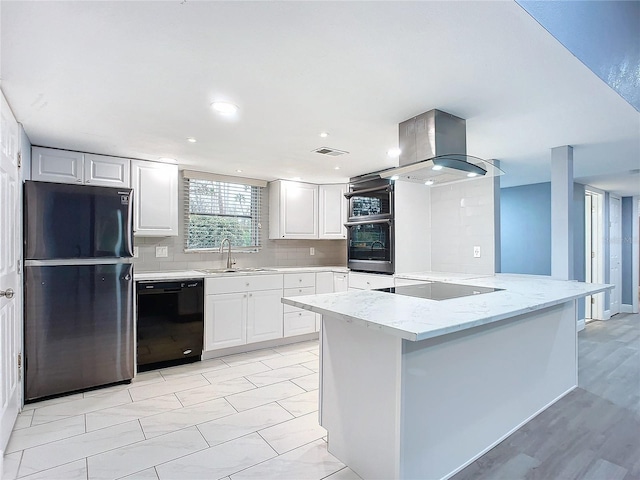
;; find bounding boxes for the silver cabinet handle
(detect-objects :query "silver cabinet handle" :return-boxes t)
[0,288,15,299]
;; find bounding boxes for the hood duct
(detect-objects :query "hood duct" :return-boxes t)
[379,109,503,185]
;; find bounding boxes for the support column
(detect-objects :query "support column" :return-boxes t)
[551,146,574,280]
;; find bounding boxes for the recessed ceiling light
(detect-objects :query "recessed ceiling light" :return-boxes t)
[424,180,434,186]
[187,137,197,143]
[467,172,478,177]
[211,101,239,115]
[236,169,243,173]
[390,175,400,181]
[432,165,443,171]
[387,148,402,157]
[320,132,329,138]
[334,166,340,170]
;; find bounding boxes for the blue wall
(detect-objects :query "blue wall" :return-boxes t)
[621,196,633,305]
[500,183,551,275]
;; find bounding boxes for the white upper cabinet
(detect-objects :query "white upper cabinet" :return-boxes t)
[32,147,130,187]
[84,154,130,187]
[269,180,347,240]
[269,180,318,239]
[319,184,347,239]
[131,160,179,237]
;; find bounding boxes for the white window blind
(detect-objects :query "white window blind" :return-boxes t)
[183,171,265,251]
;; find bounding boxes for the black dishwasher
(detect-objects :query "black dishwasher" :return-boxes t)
[136,279,204,372]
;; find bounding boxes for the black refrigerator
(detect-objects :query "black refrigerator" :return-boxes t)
[23,180,135,401]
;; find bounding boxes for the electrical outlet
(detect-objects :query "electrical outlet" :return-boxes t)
[310,247,315,256]
[156,246,168,258]
[133,246,139,258]
[473,246,481,258]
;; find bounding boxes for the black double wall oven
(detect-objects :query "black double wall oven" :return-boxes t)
[345,177,394,274]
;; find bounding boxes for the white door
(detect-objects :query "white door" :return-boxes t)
[609,195,622,316]
[0,92,21,457]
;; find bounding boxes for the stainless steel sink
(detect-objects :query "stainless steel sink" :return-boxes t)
[197,267,276,274]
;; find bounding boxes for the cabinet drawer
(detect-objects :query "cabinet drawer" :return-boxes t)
[283,286,315,313]
[284,311,317,337]
[348,272,395,290]
[283,272,316,288]
[205,274,283,295]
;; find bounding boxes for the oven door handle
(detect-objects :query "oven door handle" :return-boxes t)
[344,185,392,198]
[344,219,393,227]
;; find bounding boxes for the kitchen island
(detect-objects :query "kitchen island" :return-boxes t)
[282,273,611,480]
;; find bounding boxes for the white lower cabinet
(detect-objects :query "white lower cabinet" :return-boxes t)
[284,310,317,337]
[247,289,283,343]
[204,274,284,351]
[348,272,395,290]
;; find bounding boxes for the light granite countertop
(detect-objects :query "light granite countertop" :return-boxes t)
[134,266,349,281]
[282,273,612,342]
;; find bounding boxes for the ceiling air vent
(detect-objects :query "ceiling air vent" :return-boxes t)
[312,147,349,156]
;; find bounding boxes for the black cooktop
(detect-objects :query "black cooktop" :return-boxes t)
[375,282,503,301]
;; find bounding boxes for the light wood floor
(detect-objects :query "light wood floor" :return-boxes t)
[452,312,640,480]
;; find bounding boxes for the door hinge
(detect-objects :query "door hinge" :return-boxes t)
[17,258,21,275]
[591,297,595,305]
[17,353,22,369]
[591,251,595,258]
[17,151,22,168]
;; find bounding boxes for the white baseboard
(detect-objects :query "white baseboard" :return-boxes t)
[621,304,633,314]
[577,319,585,332]
[604,309,611,320]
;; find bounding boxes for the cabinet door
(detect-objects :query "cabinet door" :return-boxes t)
[246,289,283,343]
[31,147,84,184]
[281,181,318,239]
[319,184,347,239]
[85,154,130,188]
[348,272,395,290]
[131,160,178,236]
[333,273,348,292]
[284,311,317,337]
[205,292,246,350]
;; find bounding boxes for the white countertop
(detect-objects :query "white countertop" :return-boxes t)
[134,266,348,281]
[282,273,612,342]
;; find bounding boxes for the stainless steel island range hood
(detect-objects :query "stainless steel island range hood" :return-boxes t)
[380,109,503,185]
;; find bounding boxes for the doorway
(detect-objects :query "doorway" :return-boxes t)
[585,189,604,321]
[609,195,622,317]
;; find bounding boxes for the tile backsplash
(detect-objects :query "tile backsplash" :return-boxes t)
[133,187,346,272]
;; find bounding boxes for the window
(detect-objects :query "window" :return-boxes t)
[183,171,265,251]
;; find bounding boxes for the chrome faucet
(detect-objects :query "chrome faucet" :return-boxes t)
[219,238,233,269]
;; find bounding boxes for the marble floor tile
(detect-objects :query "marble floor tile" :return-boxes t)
[18,420,144,477]
[82,374,164,398]
[21,393,84,411]
[159,358,228,379]
[229,439,344,480]
[30,390,132,426]
[155,433,277,480]
[324,467,363,479]
[6,414,86,453]
[85,394,182,432]
[219,348,283,367]
[258,412,326,454]
[224,381,306,412]
[299,360,320,372]
[128,374,210,402]
[18,459,87,480]
[139,397,236,439]
[12,410,34,430]
[120,468,160,480]
[86,427,208,480]
[121,467,158,480]
[1,451,22,480]
[175,377,256,407]
[291,373,320,392]
[261,351,319,370]
[201,362,271,384]
[245,365,314,388]
[272,340,319,355]
[276,390,319,417]
[197,403,293,446]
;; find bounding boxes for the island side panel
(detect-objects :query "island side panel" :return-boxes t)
[399,301,578,480]
[320,316,404,480]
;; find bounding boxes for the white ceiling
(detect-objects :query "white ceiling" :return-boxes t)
[1,1,639,195]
